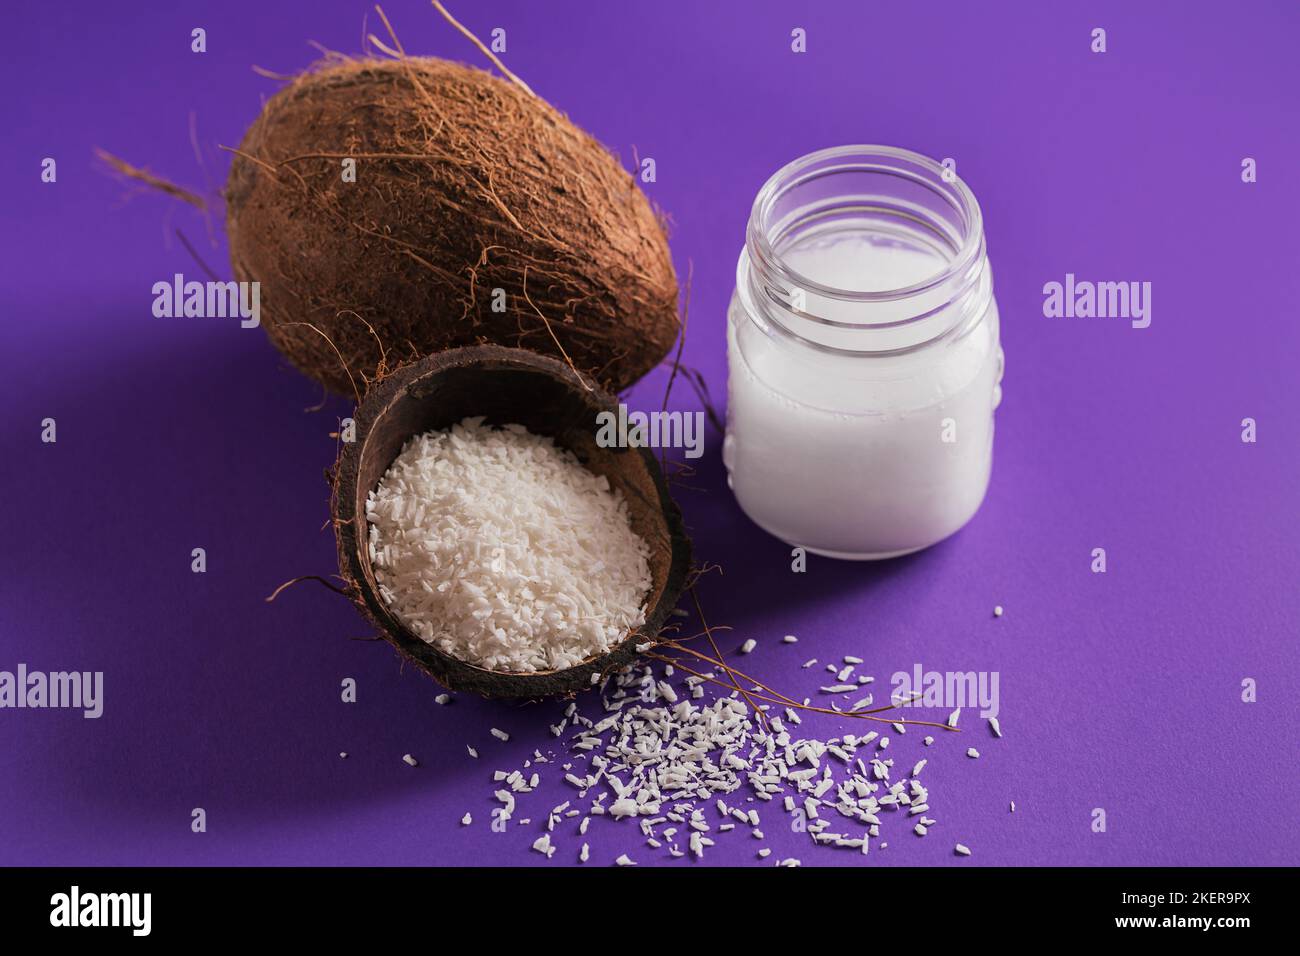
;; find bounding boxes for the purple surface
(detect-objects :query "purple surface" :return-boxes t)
[1,0,1297,867]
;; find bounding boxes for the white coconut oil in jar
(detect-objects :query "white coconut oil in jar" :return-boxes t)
[723,146,1004,559]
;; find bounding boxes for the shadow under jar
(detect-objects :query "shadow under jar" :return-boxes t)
[724,145,1004,560]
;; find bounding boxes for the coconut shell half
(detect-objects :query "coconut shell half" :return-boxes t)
[332,345,691,698]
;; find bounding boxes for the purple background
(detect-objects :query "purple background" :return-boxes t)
[2,0,1296,867]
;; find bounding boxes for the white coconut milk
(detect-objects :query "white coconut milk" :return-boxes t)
[723,147,1003,559]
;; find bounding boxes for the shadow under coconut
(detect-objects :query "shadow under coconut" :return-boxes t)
[0,314,551,839]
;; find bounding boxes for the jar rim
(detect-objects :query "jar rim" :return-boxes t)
[746,145,985,305]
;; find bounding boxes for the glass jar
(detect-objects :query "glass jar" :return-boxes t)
[723,145,1003,559]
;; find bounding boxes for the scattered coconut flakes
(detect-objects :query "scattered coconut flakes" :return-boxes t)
[993,606,1003,617]
[740,639,757,654]
[491,728,510,742]
[924,736,934,746]
[531,834,556,858]
[339,752,347,759]
[955,843,972,856]
[947,708,961,729]
[615,853,637,866]
[802,659,818,668]
[467,745,478,759]
[402,753,418,767]
[461,813,472,826]
[989,716,1002,737]
[783,635,799,644]
[475,661,989,867]
[967,748,980,759]
[435,694,452,705]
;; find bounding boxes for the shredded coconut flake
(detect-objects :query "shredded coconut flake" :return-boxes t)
[474,660,996,867]
[366,418,652,673]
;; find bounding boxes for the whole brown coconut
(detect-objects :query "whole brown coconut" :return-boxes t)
[225,57,679,395]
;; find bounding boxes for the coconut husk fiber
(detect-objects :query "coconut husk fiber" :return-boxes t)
[331,345,692,699]
[226,56,680,396]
